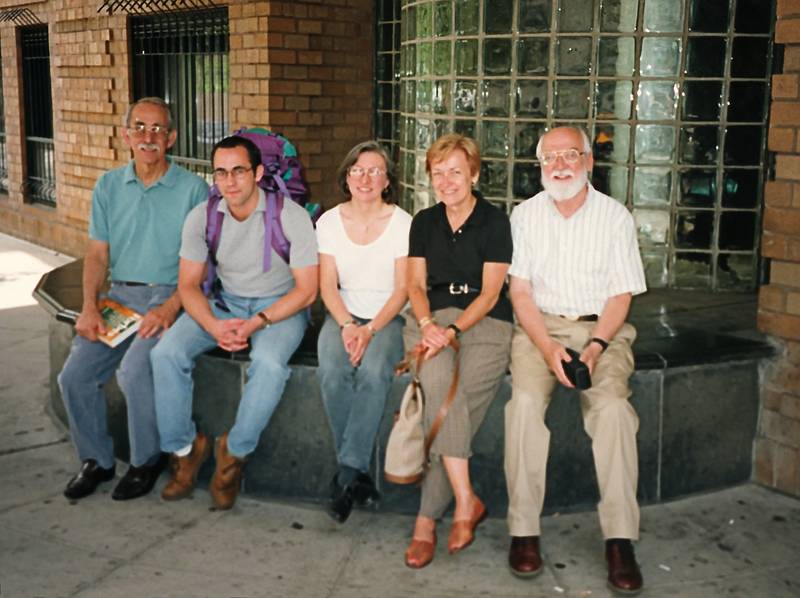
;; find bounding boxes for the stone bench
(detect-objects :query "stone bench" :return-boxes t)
[37,260,776,515]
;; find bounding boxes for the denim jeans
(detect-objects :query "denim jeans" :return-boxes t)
[57,282,176,469]
[317,314,404,474]
[151,290,307,458]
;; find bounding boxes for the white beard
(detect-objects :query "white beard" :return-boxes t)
[541,168,588,202]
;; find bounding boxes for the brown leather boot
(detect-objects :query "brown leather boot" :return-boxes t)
[210,433,246,510]
[161,432,211,501]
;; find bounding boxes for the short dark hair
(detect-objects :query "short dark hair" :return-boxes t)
[336,140,398,204]
[211,136,262,171]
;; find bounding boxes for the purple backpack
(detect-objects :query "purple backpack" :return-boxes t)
[202,127,319,300]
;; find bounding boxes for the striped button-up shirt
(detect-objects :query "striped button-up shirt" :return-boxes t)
[509,185,647,317]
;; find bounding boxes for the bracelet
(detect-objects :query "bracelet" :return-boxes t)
[366,323,377,337]
[340,318,355,329]
[418,316,436,329]
[257,311,273,329]
[590,337,609,352]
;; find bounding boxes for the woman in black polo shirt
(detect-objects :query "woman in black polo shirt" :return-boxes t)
[402,133,513,568]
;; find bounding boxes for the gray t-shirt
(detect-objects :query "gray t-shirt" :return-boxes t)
[181,188,318,297]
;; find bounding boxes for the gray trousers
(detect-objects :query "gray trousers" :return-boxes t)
[403,307,512,519]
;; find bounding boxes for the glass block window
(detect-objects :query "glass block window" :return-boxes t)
[130,8,229,181]
[20,25,56,206]
[393,0,775,291]
[376,0,402,164]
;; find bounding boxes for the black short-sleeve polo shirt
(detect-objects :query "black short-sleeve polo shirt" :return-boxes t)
[409,194,513,323]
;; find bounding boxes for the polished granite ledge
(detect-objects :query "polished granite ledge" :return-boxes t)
[36,261,777,515]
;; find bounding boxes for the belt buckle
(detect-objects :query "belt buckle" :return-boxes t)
[561,314,579,321]
[448,283,469,295]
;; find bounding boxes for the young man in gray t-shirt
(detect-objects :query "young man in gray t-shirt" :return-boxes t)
[151,135,318,510]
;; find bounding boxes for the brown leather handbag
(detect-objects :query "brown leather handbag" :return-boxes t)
[384,340,460,485]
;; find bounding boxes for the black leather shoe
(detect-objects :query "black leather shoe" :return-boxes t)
[326,474,354,523]
[64,459,116,500]
[352,472,380,506]
[111,453,168,501]
[606,539,643,595]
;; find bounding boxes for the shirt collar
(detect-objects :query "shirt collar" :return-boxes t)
[123,156,178,188]
[218,187,266,216]
[433,191,490,230]
[546,183,595,217]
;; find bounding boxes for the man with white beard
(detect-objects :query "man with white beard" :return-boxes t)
[503,127,647,594]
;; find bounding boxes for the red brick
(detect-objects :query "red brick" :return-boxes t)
[774,444,800,494]
[772,102,800,126]
[763,206,800,235]
[759,310,800,340]
[760,285,788,312]
[769,126,796,152]
[776,18,800,43]
[779,0,800,17]
[765,181,793,207]
[774,74,800,99]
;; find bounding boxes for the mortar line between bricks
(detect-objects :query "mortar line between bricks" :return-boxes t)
[0,438,69,457]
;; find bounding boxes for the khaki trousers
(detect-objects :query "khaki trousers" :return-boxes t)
[504,314,640,539]
[404,307,512,519]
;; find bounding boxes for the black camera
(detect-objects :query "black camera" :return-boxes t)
[561,348,591,390]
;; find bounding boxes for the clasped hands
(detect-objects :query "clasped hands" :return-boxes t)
[341,323,373,366]
[210,317,262,352]
[419,321,456,359]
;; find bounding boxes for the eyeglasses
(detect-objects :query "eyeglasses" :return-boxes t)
[539,149,586,166]
[127,122,170,137]
[348,166,386,178]
[212,166,253,182]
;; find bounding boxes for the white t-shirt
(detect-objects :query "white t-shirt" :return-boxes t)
[509,185,647,317]
[316,204,412,319]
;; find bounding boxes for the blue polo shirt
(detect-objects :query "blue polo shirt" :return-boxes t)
[89,159,208,284]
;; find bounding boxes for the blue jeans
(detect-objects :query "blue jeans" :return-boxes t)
[57,283,176,469]
[317,314,404,474]
[151,291,307,458]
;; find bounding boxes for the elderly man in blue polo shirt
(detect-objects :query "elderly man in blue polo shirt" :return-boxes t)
[58,97,208,502]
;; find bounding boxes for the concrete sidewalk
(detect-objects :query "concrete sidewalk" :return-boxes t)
[1,231,799,598]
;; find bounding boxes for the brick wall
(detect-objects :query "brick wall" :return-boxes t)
[0,0,374,256]
[756,0,800,497]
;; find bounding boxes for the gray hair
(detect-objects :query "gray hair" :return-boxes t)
[123,97,174,130]
[336,140,398,204]
[535,126,592,160]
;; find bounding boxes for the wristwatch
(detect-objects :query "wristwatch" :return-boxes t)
[257,311,273,329]
[589,337,609,352]
[447,323,462,339]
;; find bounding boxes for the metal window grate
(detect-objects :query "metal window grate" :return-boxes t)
[0,44,7,194]
[130,7,229,181]
[20,25,56,206]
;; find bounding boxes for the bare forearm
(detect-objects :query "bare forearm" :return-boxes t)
[260,284,316,324]
[511,290,552,352]
[367,287,408,331]
[451,290,500,333]
[320,285,352,327]
[81,252,108,310]
[591,293,631,342]
[179,283,218,333]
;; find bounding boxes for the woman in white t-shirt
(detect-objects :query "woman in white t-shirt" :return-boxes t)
[316,141,412,524]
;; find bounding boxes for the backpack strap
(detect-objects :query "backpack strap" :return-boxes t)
[202,195,225,297]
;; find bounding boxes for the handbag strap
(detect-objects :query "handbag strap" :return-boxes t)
[409,339,461,463]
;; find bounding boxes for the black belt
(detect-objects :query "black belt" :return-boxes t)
[548,313,598,322]
[114,281,155,287]
[429,282,480,295]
